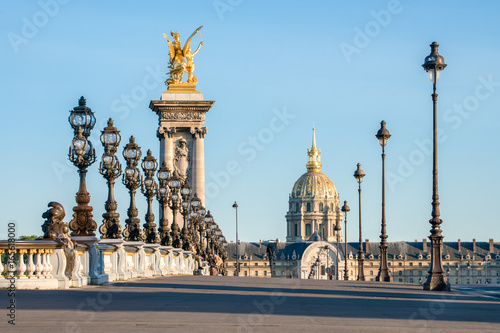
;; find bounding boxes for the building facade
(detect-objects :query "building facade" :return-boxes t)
[226,239,500,284]
[286,128,343,242]
[226,128,500,284]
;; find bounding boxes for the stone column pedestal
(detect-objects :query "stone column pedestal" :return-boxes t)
[150,94,214,212]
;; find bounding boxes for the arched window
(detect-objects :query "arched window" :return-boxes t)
[306,203,311,212]
[319,203,324,211]
[296,203,300,212]
[329,203,334,211]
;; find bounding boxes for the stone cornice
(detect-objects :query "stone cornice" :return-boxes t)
[149,100,215,114]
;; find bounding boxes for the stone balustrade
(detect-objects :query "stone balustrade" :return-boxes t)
[0,239,201,289]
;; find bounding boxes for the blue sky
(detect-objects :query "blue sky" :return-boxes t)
[1,0,499,244]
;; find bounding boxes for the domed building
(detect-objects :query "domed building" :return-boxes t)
[286,128,343,242]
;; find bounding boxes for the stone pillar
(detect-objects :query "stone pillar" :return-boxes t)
[151,94,214,225]
[193,127,206,204]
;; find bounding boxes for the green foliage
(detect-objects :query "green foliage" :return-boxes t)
[18,235,39,240]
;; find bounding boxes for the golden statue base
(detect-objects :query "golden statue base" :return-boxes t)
[164,83,201,94]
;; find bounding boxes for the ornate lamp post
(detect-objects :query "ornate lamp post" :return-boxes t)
[204,220,213,254]
[190,202,204,254]
[69,96,96,138]
[141,150,160,243]
[168,173,182,248]
[122,136,145,242]
[201,211,213,257]
[157,162,172,246]
[180,182,193,251]
[99,119,123,239]
[375,120,391,282]
[333,222,340,280]
[68,96,97,237]
[189,195,202,244]
[341,201,350,281]
[422,42,449,291]
[353,163,365,281]
[232,201,239,276]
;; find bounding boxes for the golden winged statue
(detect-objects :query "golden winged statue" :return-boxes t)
[163,26,204,88]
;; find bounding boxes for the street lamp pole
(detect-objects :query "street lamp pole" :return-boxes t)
[341,201,350,281]
[68,97,97,237]
[422,42,449,291]
[99,119,123,239]
[375,121,391,282]
[233,201,239,276]
[334,223,340,280]
[353,163,365,281]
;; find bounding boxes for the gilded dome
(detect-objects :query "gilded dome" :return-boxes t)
[290,127,337,199]
[291,171,337,198]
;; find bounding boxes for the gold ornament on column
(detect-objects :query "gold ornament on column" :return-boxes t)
[163,26,204,92]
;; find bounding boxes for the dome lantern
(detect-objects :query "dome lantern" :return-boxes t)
[306,127,322,172]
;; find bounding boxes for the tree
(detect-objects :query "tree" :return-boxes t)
[18,235,39,240]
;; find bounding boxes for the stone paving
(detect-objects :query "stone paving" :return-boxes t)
[2,276,500,332]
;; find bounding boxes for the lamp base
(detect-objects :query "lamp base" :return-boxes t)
[423,274,450,291]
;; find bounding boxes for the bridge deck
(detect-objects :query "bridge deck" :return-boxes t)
[3,276,500,332]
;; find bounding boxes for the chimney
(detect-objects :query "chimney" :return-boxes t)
[422,238,428,252]
[414,239,418,242]
[458,239,461,252]
[365,239,370,253]
[473,239,477,253]
[490,239,494,253]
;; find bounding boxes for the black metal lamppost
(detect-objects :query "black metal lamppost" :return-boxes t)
[333,223,341,280]
[68,96,97,236]
[201,211,213,257]
[141,150,160,244]
[157,162,172,246]
[99,118,123,239]
[189,201,205,254]
[353,163,365,281]
[167,173,182,248]
[179,182,194,251]
[422,42,449,291]
[375,120,392,282]
[232,201,239,276]
[204,220,213,254]
[122,136,145,242]
[341,200,350,280]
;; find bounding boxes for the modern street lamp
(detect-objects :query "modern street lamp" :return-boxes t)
[99,118,123,239]
[122,136,145,242]
[353,163,365,281]
[232,201,239,276]
[141,150,160,244]
[68,96,97,237]
[375,120,391,282]
[341,200,350,281]
[484,259,489,284]
[467,261,471,284]
[422,42,449,291]
[157,161,172,246]
[333,223,340,280]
